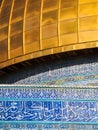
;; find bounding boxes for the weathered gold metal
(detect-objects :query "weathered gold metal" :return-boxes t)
[0,0,98,69]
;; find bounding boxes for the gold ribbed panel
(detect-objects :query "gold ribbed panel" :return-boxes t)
[0,0,98,68]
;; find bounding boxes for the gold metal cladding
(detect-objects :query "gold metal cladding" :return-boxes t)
[0,0,4,13]
[1,0,98,69]
[58,0,61,46]
[23,0,28,54]
[8,0,15,59]
[40,0,43,50]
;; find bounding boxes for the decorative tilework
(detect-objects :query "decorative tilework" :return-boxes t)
[0,100,98,122]
[0,124,98,130]
[0,85,98,129]
[1,55,98,129]
[0,86,98,100]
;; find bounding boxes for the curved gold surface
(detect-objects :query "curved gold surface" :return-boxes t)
[0,0,98,68]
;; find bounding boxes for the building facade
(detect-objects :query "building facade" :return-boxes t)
[0,0,98,129]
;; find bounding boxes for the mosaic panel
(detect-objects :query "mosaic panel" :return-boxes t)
[0,86,98,100]
[1,123,98,130]
[1,55,98,129]
[0,100,98,122]
[0,85,98,129]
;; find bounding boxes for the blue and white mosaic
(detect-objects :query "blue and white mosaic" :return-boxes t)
[1,55,98,129]
[1,124,98,130]
[0,85,98,100]
[0,100,98,122]
[0,85,98,129]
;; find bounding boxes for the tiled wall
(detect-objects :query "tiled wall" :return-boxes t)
[1,123,98,130]
[0,86,98,129]
[1,54,98,129]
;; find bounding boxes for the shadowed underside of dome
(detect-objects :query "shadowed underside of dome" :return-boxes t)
[0,49,98,86]
[0,0,98,69]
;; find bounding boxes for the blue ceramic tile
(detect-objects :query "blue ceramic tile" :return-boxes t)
[0,55,98,129]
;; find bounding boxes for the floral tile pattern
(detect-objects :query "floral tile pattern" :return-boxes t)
[1,55,98,129]
[0,85,98,129]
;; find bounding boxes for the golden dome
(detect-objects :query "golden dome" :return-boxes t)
[0,0,98,68]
